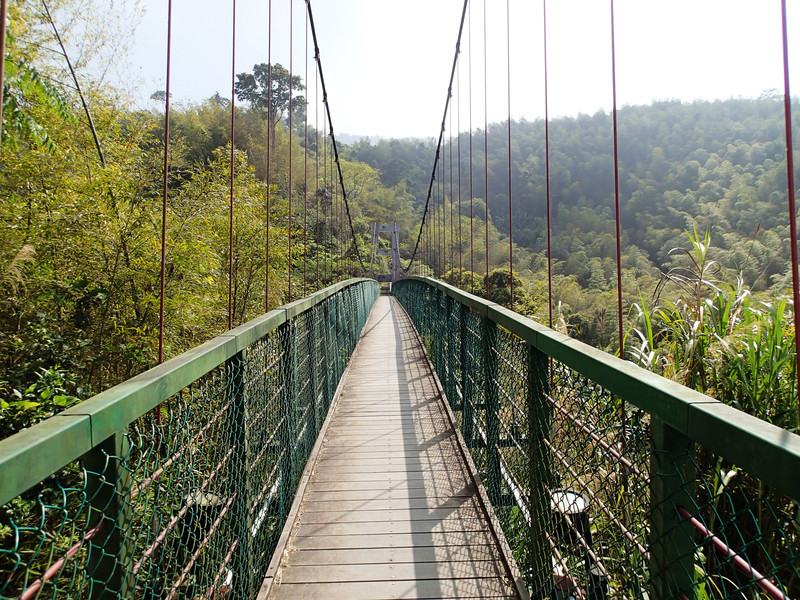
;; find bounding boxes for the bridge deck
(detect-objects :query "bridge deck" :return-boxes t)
[261,296,522,600]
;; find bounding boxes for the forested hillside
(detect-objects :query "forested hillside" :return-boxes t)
[2,0,800,436]
[351,97,797,292]
[348,98,800,432]
[349,100,795,319]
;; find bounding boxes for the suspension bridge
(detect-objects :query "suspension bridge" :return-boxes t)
[2,0,800,599]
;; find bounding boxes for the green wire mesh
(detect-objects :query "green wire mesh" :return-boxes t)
[0,280,378,600]
[393,277,800,600]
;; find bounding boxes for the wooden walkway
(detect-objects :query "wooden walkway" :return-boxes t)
[259,296,525,600]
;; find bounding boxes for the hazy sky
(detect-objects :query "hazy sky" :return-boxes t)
[127,0,800,140]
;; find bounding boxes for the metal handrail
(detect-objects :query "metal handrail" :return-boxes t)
[393,276,800,599]
[0,278,376,507]
[398,276,800,501]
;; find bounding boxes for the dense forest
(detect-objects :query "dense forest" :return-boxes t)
[347,97,800,432]
[2,0,799,439]
[349,95,797,296]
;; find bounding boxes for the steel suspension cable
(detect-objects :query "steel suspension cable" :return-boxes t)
[315,61,320,289]
[610,0,624,357]
[543,0,553,329]
[439,149,443,275]
[338,175,342,276]
[434,168,437,275]
[429,198,433,276]
[265,0,272,311]
[442,153,446,275]
[155,0,173,434]
[303,6,309,296]
[0,0,9,145]
[506,0,513,310]
[445,131,449,275]
[323,107,329,283]
[457,60,463,277]
[425,191,428,275]
[432,167,436,275]
[288,0,294,302]
[450,108,455,275]
[438,137,442,275]
[404,0,469,274]
[441,154,445,275]
[483,0,489,300]
[158,0,173,366]
[469,0,475,294]
[434,165,438,275]
[780,0,800,427]
[305,0,367,273]
[336,140,340,276]
[342,172,345,273]
[609,0,627,456]
[228,0,236,329]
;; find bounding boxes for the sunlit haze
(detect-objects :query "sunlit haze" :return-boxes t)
[127,0,800,140]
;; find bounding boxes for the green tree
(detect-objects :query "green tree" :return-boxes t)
[235,63,306,148]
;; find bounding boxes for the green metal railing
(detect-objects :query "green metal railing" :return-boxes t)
[0,278,378,600]
[393,277,800,600]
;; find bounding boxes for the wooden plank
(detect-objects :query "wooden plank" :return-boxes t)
[315,450,462,460]
[297,504,485,524]
[302,485,477,502]
[310,463,470,474]
[323,429,456,437]
[305,479,466,492]
[313,457,470,469]
[319,439,460,450]
[289,530,503,551]
[293,519,490,537]
[271,579,517,599]
[278,560,510,583]
[300,496,480,513]
[319,442,462,457]
[319,438,460,448]
[309,471,471,483]
[285,545,503,566]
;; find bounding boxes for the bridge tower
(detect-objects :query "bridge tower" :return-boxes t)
[369,223,400,282]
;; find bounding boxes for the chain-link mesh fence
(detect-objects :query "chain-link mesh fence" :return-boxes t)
[393,277,800,600]
[0,279,378,600]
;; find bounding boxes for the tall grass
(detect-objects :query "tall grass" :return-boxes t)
[626,227,798,432]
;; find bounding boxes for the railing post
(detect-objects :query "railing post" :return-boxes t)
[482,316,502,505]
[443,294,455,404]
[295,315,312,460]
[429,288,441,371]
[322,298,334,413]
[459,303,475,447]
[308,307,320,442]
[279,321,298,515]
[650,417,696,599]
[226,349,252,596]
[335,291,345,381]
[85,431,133,600]
[527,345,554,599]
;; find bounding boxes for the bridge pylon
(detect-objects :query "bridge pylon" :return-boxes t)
[369,222,400,282]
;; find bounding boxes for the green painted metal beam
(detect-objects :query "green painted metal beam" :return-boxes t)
[0,414,92,507]
[0,278,376,507]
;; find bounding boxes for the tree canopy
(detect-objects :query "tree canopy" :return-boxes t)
[235,62,306,140]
